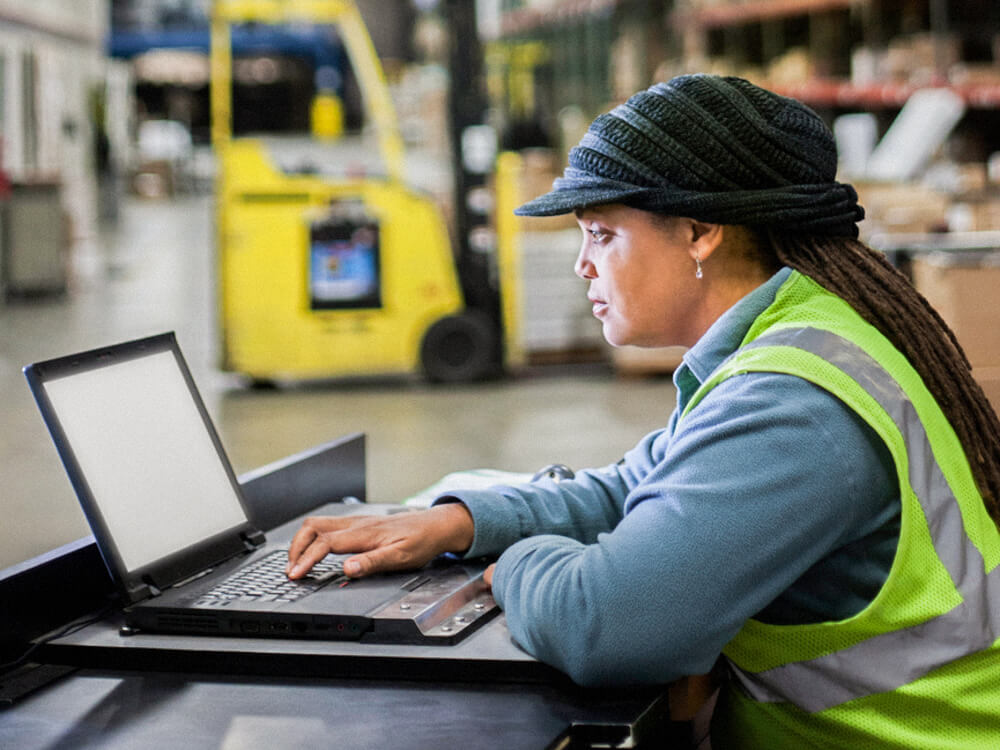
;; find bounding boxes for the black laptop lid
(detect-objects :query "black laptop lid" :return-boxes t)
[24,333,259,602]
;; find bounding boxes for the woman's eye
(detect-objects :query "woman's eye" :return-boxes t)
[588,228,609,241]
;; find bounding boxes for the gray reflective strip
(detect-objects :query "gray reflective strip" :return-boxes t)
[723,327,1000,712]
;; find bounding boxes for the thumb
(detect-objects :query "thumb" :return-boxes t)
[342,555,368,577]
[343,545,410,578]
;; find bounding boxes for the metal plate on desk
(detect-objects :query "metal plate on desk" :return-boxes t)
[365,566,498,641]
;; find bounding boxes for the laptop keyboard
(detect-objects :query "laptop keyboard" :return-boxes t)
[193,550,347,607]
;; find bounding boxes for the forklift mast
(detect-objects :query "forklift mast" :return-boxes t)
[443,0,502,354]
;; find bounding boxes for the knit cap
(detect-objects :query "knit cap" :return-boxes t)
[515,74,865,237]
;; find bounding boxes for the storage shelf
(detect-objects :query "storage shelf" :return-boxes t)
[499,0,620,35]
[671,0,855,30]
[868,231,1000,254]
[770,79,1000,109]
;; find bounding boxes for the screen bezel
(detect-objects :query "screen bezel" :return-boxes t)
[23,332,258,603]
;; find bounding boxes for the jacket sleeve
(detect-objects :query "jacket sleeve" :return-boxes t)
[433,441,660,558]
[486,372,898,687]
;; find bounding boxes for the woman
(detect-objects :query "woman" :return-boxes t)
[287,75,1000,748]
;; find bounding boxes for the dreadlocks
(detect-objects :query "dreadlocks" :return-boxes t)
[768,231,1000,529]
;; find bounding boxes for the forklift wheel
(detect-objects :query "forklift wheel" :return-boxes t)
[420,312,498,383]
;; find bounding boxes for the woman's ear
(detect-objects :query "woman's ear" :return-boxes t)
[687,220,725,261]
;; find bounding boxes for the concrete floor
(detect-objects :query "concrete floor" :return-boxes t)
[0,194,677,571]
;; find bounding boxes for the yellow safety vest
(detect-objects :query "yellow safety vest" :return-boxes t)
[683,271,1000,749]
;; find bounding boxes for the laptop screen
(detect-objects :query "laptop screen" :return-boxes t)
[40,347,247,574]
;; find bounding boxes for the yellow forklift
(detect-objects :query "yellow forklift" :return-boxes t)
[211,0,520,383]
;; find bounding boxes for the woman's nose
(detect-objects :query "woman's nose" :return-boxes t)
[574,247,596,280]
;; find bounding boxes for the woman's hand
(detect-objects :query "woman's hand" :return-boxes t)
[285,503,475,579]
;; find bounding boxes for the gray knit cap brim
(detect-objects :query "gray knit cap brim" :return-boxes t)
[515,75,864,238]
[515,184,651,216]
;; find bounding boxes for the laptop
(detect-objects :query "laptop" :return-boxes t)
[23,332,497,645]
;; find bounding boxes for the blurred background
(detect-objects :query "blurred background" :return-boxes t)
[2,0,1000,572]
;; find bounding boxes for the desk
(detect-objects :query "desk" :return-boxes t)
[3,670,672,750]
[0,435,683,749]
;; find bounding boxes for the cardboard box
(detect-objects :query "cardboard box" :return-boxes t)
[855,181,951,235]
[968,199,1000,231]
[974,366,1000,415]
[948,199,1000,232]
[885,33,961,84]
[517,149,577,232]
[911,252,1000,368]
[949,63,1000,88]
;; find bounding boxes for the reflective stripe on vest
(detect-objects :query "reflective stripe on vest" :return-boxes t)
[726,326,1000,713]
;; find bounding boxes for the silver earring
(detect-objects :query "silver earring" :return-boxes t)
[695,256,703,279]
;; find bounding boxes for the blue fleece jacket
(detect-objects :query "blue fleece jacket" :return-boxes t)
[437,268,900,687]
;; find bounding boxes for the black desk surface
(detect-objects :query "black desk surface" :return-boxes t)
[0,435,679,748]
[2,669,671,750]
[2,508,675,747]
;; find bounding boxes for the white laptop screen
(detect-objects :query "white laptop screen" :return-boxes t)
[43,350,247,573]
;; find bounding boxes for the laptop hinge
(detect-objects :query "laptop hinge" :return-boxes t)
[241,529,265,551]
[131,580,159,601]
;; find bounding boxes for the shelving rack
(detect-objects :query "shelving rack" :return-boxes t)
[487,0,1000,364]
[491,1,999,138]
[786,80,1000,108]
[672,0,854,29]
[668,0,1000,117]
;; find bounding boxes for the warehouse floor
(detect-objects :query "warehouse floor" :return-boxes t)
[0,194,677,570]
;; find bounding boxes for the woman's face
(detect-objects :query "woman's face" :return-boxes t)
[574,204,704,348]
